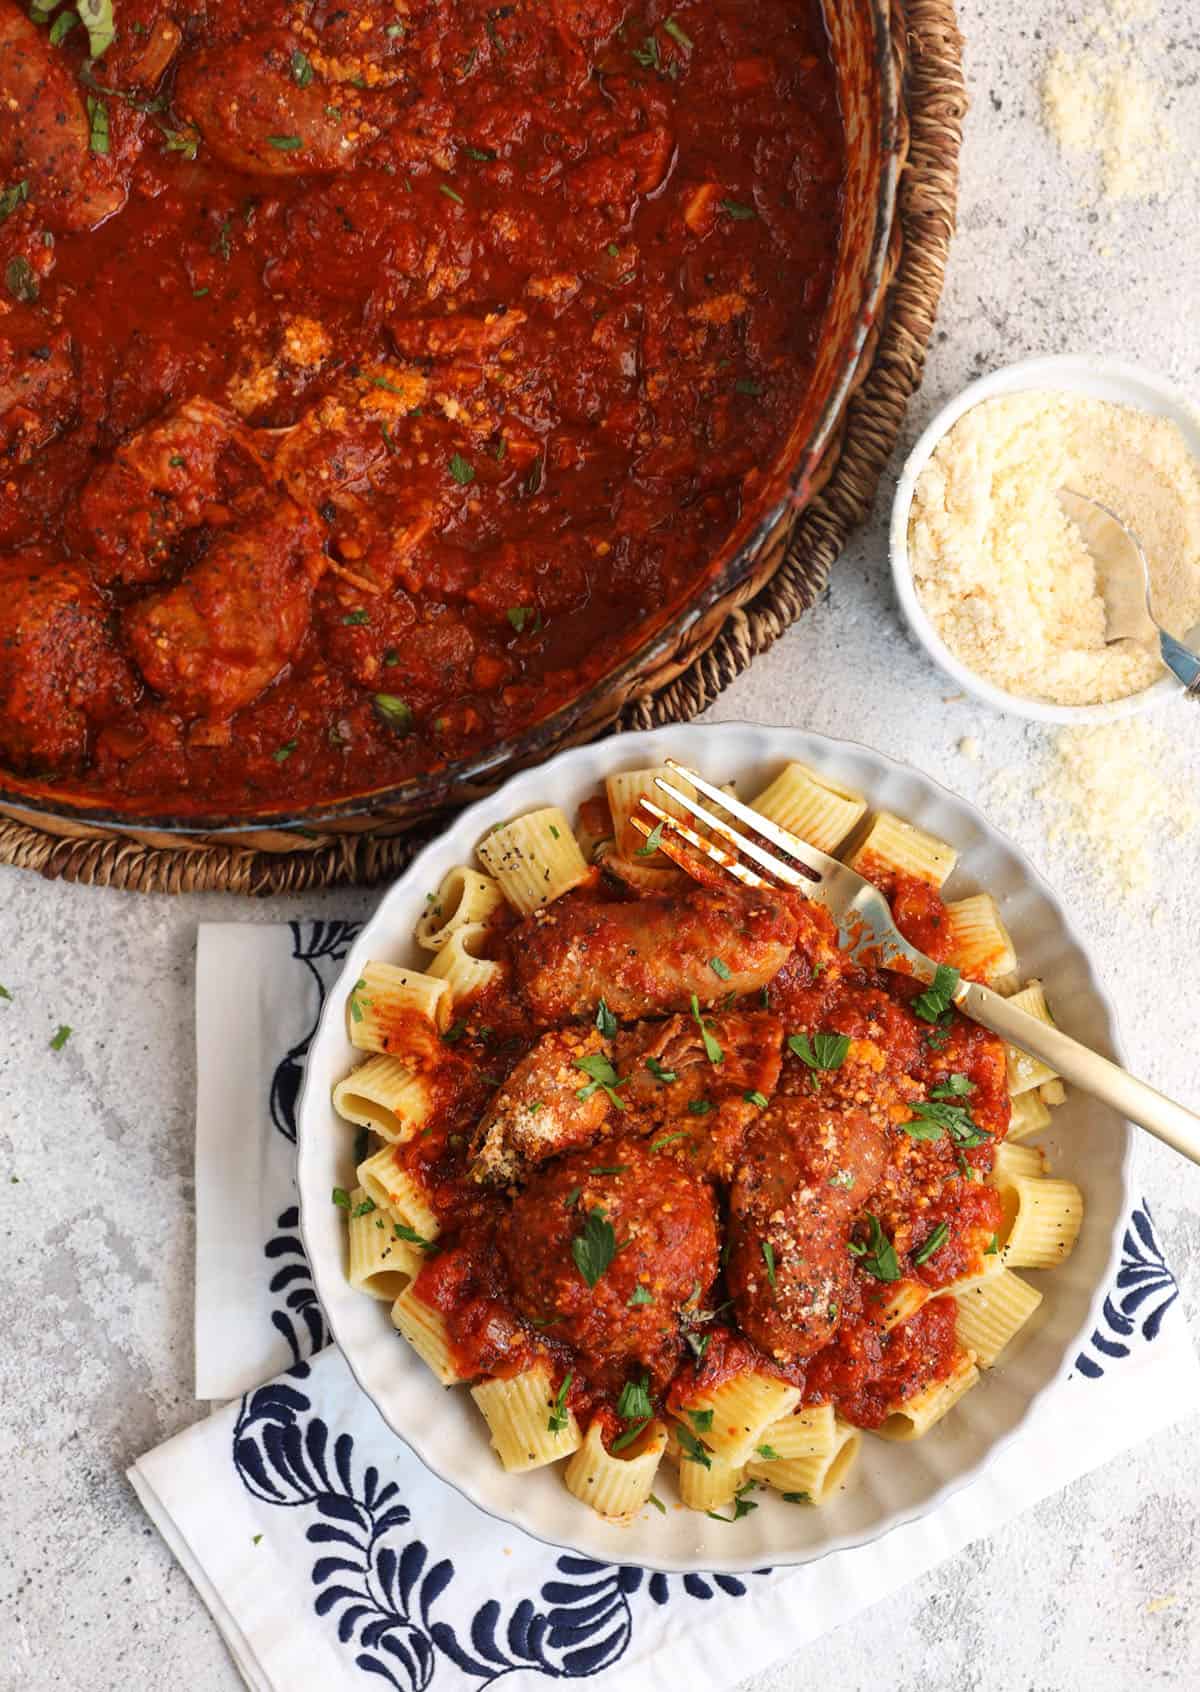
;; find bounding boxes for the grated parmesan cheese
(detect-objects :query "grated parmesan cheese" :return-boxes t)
[909,390,1200,706]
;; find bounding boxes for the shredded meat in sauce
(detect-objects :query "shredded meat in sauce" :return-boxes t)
[0,0,843,813]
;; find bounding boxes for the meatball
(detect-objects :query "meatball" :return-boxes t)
[0,555,133,773]
[727,1095,886,1364]
[498,1138,718,1392]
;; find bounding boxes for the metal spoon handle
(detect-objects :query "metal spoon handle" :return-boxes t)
[958,981,1200,1165]
[1160,630,1200,697]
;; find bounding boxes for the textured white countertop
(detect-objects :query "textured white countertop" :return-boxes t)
[3,3,1200,1687]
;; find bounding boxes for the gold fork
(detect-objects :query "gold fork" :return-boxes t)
[629,758,1200,1166]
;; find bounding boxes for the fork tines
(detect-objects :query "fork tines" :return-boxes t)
[631,763,820,894]
[630,800,765,889]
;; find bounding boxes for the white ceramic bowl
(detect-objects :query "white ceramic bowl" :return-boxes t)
[297,722,1131,1573]
[890,353,1200,723]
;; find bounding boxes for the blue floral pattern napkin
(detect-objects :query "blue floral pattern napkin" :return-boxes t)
[135,919,1198,1692]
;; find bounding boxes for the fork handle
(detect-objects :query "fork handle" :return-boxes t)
[957,981,1200,1165]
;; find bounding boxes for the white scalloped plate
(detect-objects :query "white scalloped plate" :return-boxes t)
[297,723,1131,1573]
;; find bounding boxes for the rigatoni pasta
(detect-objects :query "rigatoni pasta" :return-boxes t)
[749,761,867,853]
[476,807,589,914]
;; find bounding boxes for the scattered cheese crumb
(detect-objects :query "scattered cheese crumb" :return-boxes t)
[958,735,982,763]
[1145,1594,1178,1615]
[909,391,1200,706]
[1037,718,1198,895]
[1040,3,1177,204]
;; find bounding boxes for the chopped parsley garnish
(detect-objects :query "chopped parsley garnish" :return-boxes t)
[342,610,370,625]
[50,10,78,45]
[506,606,538,634]
[720,197,756,220]
[756,1444,780,1461]
[0,180,29,225]
[272,740,297,764]
[548,1371,573,1434]
[782,1490,812,1504]
[441,1020,466,1044]
[611,1417,652,1453]
[563,1185,582,1209]
[632,34,661,71]
[707,1480,759,1522]
[332,1187,352,1210]
[924,1024,953,1051]
[912,1221,949,1265]
[448,451,475,484]
[760,1239,777,1291]
[616,1374,653,1423]
[828,1169,855,1189]
[0,984,11,1001]
[86,95,110,155]
[386,20,405,38]
[267,134,303,151]
[463,144,496,161]
[985,1232,1000,1255]
[628,1285,654,1307]
[709,956,731,980]
[743,1090,769,1109]
[788,1031,851,1071]
[635,819,665,857]
[595,998,618,1039]
[685,1329,710,1365]
[648,1492,666,1514]
[607,241,620,256]
[79,0,115,58]
[4,256,37,304]
[393,1221,436,1252]
[688,1408,714,1433]
[169,455,186,468]
[645,1057,677,1085]
[439,182,465,204]
[49,1024,71,1051]
[351,1197,376,1219]
[687,1099,712,1116]
[348,978,369,1023]
[912,963,961,1023]
[931,1072,974,1098]
[651,1130,691,1151]
[848,1213,900,1282]
[373,693,413,732]
[904,1099,992,1149]
[735,378,764,396]
[689,994,723,1064]
[589,1165,629,1176]
[574,1051,627,1109]
[571,1208,618,1287]
[290,49,314,87]
[675,1423,712,1468]
[663,17,694,48]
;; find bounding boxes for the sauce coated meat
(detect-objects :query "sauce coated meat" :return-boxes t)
[727,1094,886,1362]
[371,862,1014,1439]
[514,884,799,1023]
[0,2,844,813]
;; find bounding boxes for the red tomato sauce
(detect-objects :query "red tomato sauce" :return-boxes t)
[0,0,843,814]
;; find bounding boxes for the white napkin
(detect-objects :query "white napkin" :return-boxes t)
[151,919,1199,1692]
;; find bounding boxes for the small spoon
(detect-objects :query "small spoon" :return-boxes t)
[1057,487,1200,697]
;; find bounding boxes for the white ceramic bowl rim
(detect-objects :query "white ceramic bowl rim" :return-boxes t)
[297,721,1133,1573]
[890,352,1200,724]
